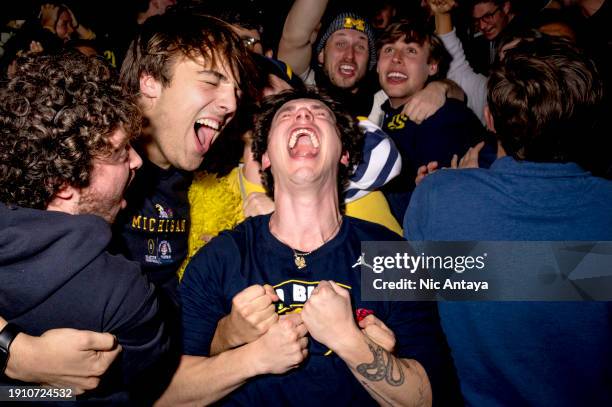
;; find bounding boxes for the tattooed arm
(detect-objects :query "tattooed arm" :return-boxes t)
[342,336,431,407]
[301,281,432,407]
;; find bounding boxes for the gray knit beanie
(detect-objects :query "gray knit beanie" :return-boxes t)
[315,12,377,70]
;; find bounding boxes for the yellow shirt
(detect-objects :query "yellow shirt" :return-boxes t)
[179,167,402,278]
[345,191,402,235]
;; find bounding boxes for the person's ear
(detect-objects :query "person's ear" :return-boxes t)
[340,151,349,166]
[428,61,439,77]
[318,49,325,66]
[139,73,162,99]
[46,184,79,214]
[261,152,271,170]
[484,105,496,133]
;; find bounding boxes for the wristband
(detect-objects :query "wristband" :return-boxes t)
[0,323,22,376]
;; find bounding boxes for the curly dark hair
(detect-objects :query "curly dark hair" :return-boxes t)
[251,87,364,198]
[0,51,141,209]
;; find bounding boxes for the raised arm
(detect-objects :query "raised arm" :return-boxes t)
[430,0,454,35]
[1,317,120,394]
[278,0,329,76]
[430,0,488,123]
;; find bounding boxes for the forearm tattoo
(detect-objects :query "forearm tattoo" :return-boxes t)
[356,343,405,386]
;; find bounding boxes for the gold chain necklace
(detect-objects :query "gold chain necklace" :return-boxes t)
[271,218,343,269]
[293,249,310,270]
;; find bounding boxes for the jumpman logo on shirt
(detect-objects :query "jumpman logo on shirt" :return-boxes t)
[352,253,374,270]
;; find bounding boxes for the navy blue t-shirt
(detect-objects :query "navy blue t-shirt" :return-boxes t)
[381,99,494,223]
[111,158,192,305]
[181,215,460,406]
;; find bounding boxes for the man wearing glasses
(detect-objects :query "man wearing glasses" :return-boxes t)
[468,0,518,74]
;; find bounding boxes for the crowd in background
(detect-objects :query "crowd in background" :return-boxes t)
[1,0,611,406]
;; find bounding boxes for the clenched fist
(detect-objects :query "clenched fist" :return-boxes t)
[358,314,396,353]
[227,284,279,346]
[301,281,360,352]
[428,0,457,15]
[252,314,309,374]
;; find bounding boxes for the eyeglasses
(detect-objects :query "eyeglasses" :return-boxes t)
[473,6,501,26]
[241,36,261,50]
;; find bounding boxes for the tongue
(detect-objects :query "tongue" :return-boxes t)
[388,75,406,83]
[290,145,318,157]
[290,137,318,157]
[196,125,212,152]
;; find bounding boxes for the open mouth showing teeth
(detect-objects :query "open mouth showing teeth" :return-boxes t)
[289,128,320,148]
[288,128,320,158]
[339,64,355,75]
[194,118,220,131]
[387,72,408,80]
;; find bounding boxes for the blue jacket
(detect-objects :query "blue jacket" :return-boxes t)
[0,204,170,403]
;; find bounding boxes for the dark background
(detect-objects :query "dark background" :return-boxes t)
[2,0,550,53]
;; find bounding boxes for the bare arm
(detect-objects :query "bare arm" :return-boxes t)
[155,346,260,407]
[1,318,121,394]
[339,333,431,406]
[209,284,279,355]
[430,0,455,34]
[301,282,432,407]
[278,0,329,75]
[443,79,466,101]
[402,79,465,124]
[156,315,308,406]
[210,283,400,357]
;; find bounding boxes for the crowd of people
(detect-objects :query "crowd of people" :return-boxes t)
[0,0,610,405]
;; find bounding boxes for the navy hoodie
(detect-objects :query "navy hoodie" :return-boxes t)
[0,204,170,404]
